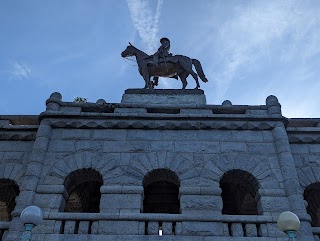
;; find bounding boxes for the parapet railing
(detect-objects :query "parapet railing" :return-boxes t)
[44,213,278,237]
[0,221,10,241]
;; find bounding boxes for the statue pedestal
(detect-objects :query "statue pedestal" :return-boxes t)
[121,89,207,107]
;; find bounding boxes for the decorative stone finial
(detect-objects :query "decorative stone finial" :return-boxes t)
[266,95,281,116]
[50,92,62,100]
[96,99,106,105]
[266,95,279,106]
[46,92,62,111]
[222,100,232,106]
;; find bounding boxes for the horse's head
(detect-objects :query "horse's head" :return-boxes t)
[121,42,136,58]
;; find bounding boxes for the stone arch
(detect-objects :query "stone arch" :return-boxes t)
[297,166,320,189]
[0,163,25,186]
[63,168,103,213]
[43,151,104,185]
[304,182,320,227]
[143,168,180,214]
[201,154,281,189]
[0,179,20,221]
[121,152,198,186]
[220,169,262,215]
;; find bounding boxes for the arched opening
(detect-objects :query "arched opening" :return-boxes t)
[143,169,180,214]
[220,169,261,215]
[304,182,320,227]
[0,179,19,221]
[63,168,103,213]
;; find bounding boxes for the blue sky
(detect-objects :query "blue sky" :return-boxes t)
[1,0,319,117]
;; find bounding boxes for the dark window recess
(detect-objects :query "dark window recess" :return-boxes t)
[220,169,261,215]
[147,108,180,114]
[304,183,320,227]
[64,168,103,213]
[143,169,180,214]
[0,179,19,221]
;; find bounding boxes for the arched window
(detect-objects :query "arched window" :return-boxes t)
[220,169,261,215]
[0,179,19,221]
[143,169,180,214]
[304,183,320,227]
[63,168,103,213]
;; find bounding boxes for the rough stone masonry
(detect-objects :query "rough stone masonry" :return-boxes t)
[0,89,320,241]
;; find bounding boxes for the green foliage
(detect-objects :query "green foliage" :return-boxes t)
[73,97,87,103]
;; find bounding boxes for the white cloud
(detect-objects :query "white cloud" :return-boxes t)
[126,0,163,53]
[209,0,320,101]
[11,61,31,80]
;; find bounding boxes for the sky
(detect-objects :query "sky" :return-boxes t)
[0,0,320,117]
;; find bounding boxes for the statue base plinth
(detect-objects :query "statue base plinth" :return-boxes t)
[121,89,207,107]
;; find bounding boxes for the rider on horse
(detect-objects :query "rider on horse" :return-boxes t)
[153,37,171,67]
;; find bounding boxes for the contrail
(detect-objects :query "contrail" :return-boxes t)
[126,0,164,53]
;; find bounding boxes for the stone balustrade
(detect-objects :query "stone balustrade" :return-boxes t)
[39,212,281,238]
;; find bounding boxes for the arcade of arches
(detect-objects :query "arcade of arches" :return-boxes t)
[3,168,320,229]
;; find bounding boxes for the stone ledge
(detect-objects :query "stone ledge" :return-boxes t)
[121,89,206,107]
[124,89,204,95]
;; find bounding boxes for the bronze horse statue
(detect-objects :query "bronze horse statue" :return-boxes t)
[121,43,208,89]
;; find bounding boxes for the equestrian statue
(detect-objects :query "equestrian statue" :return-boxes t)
[121,37,208,89]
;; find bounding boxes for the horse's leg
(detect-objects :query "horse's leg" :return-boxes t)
[194,74,200,89]
[153,77,159,86]
[179,59,200,89]
[179,71,188,89]
[141,64,151,89]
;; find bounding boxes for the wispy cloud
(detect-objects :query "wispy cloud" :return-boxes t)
[126,0,163,53]
[210,0,320,101]
[11,61,31,80]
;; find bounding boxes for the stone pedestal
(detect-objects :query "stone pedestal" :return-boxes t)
[121,89,207,107]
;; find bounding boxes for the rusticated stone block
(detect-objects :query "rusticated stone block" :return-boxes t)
[78,221,90,234]
[245,223,258,237]
[53,221,63,234]
[260,196,290,212]
[180,195,221,212]
[266,223,286,237]
[99,221,139,235]
[91,221,99,234]
[138,221,145,235]
[182,222,223,236]
[64,220,76,234]
[230,223,243,237]
[100,193,142,211]
[147,221,159,235]
[162,222,173,235]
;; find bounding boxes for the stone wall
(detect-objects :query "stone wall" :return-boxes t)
[0,91,319,240]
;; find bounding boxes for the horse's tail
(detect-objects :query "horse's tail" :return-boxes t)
[192,59,208,83]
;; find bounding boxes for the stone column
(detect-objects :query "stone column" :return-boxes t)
[271,121,313,239]
[6,92,61,241]
[98,185,143,235]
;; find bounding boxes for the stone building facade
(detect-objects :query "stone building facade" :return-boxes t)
[0,89,320,240]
